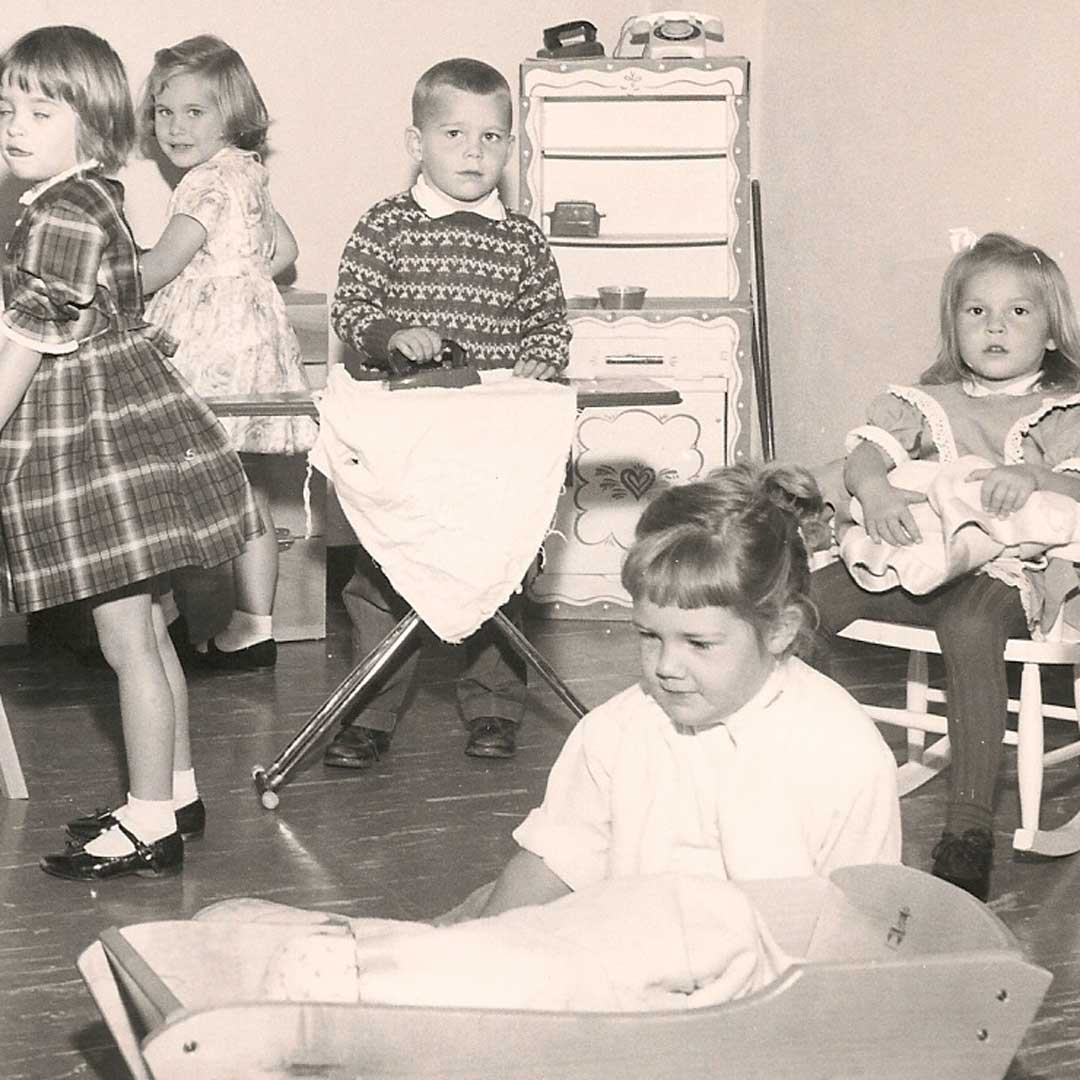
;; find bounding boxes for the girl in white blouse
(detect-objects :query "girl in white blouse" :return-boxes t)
[477,461,902,917]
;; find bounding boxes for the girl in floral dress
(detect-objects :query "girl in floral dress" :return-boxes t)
[0,25,261,880]
[141,34,317,671]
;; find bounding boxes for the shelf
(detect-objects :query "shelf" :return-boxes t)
[540,147,729,161]
[550,233,728,248]
[566,297,742,317]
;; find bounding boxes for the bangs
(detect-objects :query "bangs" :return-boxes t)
[621,527,739,610]
[2,57,72,108]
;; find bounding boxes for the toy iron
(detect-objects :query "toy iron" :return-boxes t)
[386,339,480,391]
[537,20,605,60]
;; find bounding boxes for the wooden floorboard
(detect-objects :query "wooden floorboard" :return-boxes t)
[2,584,1080,1078]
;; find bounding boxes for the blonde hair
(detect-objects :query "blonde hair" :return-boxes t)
[411,57,511,129]
[139,35,269,155]
[0,25,135,173]
[621,462,827,657]
[923,231,1080,391]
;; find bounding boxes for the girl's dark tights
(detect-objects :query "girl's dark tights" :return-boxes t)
[810,561,1029,834]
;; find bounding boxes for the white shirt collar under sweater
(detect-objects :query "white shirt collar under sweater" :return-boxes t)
[19,160,100,205]
[411,173,506,221]
[961,371,1042,397]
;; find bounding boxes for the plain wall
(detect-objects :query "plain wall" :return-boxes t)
[0,2,764,297]
[759,0,1080,467]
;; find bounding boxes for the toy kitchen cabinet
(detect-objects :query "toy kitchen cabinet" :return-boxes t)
[519,56,752,616]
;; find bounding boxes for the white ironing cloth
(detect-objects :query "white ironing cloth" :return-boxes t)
[309,365,578,642]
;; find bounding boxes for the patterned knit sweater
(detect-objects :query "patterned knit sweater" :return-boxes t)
[331,192,571,375]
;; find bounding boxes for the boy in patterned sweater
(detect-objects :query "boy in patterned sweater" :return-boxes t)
[325,57,572,769]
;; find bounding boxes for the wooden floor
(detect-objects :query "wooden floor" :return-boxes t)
[3,566,1080,1079]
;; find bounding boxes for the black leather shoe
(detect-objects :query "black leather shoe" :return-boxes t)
[465,716,518,759]
[199,638,277,671]
[41,824,183,881]
[930,827,994,901]
[323,725,392,769]
[66,798,205,843]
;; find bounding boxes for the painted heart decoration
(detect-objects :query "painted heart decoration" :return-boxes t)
[620,464,657,500]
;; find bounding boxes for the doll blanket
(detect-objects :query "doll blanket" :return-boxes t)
[309,365,577,642]
[839,456,1080,598]
[196,873,791,1013]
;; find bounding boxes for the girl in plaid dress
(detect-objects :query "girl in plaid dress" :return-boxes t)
[139,35,317,672]
[0,26,261,881]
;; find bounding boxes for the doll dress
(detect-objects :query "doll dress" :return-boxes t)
[144,146,317,455]
[0,168,260,613]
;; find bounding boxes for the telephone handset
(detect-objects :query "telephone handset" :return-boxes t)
[614,11,725,59]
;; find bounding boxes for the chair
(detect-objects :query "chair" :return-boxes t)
[839,618,1080,857]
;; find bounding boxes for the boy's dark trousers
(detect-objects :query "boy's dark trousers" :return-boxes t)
[330,545,528,750]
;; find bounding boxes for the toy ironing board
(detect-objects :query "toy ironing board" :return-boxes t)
[204,368,682,807]
[245,367,575,807]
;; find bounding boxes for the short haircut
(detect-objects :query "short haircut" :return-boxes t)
[139,35,269,154]
[0,25,135,174]
[411,58,511,128]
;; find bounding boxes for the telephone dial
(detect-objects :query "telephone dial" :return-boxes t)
[614,11,725,60]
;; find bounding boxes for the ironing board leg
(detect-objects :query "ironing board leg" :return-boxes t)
[253,610,423,807]
[490,610,588,720]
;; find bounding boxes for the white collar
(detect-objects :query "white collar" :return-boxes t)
[19,160,100,205]
[962,370,1043,398]
[411,173,506,221]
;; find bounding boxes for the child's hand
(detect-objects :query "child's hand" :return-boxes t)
[858,483,928,546]
[966,464,1039,518]
[387,327,443,365]
[513,358,560,381]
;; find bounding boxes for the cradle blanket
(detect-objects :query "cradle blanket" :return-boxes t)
[840,456,1080,596]
[237,874,791,1012]
[309,365,577,641]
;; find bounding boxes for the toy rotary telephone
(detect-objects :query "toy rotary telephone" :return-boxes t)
[614,11,725,59]
[385,339,480,391]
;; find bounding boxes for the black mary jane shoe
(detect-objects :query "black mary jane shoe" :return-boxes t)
[41,823,183,881]
[66,798,205,843]
[464,716,518,759]
[930,826,994,902]
[198,638,277,671]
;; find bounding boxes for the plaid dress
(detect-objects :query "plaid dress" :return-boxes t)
[0,167,261,612]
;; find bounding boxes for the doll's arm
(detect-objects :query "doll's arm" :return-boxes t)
[139,213,207,296]
[270,211,299,280]
[476,849,572,918]
[0,337,42,430]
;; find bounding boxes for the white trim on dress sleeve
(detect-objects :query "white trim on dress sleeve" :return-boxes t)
[0,318,77,355]
[844,425,909,466]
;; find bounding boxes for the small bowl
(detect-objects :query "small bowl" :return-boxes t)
[598,285,647,310]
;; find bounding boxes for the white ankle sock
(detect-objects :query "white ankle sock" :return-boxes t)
[215,611,273,652]
[172,768,199,807]
[84,794,176,856]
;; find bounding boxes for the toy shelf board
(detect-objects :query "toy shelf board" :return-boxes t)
[550,233,727,248]
[541,147,729,160]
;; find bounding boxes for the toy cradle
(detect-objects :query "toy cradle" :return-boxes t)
[77,864,1050,1080]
